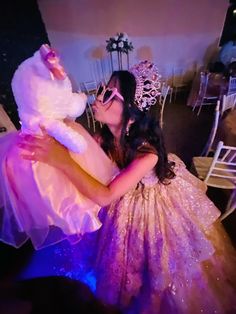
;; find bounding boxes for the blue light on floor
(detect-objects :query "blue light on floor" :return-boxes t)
[17,239,96,292]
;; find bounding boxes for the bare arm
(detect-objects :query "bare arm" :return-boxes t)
[19,134,158,206]
[60,152,157,206]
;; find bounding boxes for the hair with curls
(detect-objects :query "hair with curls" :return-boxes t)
[98,70,175,184]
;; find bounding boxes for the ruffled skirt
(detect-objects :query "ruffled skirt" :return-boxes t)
[95,155,236,313]
[0,122,118,249]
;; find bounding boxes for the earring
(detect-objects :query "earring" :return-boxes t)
[126,124,130,136]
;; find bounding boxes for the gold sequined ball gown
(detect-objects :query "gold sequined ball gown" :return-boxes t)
[94,154,236,314]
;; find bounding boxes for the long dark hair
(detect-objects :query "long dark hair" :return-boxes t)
[98,70,175,184]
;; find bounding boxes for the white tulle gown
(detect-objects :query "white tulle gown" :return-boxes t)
[0,121,118,249]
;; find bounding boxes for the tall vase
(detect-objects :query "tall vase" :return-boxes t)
[120,51,123,70]
[117,51,122,70]
[127,52,130,69]
[110,52,114,72]
[117,51,119,70]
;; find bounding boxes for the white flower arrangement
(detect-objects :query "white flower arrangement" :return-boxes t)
[106,32,133,54]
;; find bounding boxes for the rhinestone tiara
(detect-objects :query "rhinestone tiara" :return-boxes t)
[130,60,161,111]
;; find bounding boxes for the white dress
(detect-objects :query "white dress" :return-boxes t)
[0,121,118,249]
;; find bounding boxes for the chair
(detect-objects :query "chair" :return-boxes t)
[100,56,112,84]
[171,67,188,103]
[90,58,111,86]
[227,76,236,96]
[221,93,236,117]
[83,81,98,95]
[192,141,236,220]
[80,81,98,132]
[159,83,170,129]
[201,100,220,156]
[192,72,219,116]
[158,68,173,103]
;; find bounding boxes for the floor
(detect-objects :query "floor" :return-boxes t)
[0,91,235,314]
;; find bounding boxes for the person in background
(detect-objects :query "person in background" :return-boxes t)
[19,61,236,314]
[207,61,227,96]
[208,61,226,74]
[226,60,236,79]
[219,33,236,66]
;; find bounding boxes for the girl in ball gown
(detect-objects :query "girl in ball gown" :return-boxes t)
[18,61,236,314]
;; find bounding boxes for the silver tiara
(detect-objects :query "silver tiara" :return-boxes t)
[130,60,161,111]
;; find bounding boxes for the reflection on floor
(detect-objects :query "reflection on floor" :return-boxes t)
[17,235,97,292]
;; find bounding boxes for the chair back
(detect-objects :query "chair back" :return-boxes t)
[79,81,99,132]
[227,76,236,95]
[171,67,188,103]
[192,72,209,115]
[81,81,98,94]
[172,67,186,88]
[201,100,220,156]
[198,72,209,99]
[221,92,236,115]
[159,83,170,129]
[192,72,219,115]
[80,81,98,104]
[204,141,236,189]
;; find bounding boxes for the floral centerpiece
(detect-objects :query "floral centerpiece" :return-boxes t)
[106,32,133,54]
[106,33,133,70]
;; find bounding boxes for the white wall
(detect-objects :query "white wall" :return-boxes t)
[38,0,228,88]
